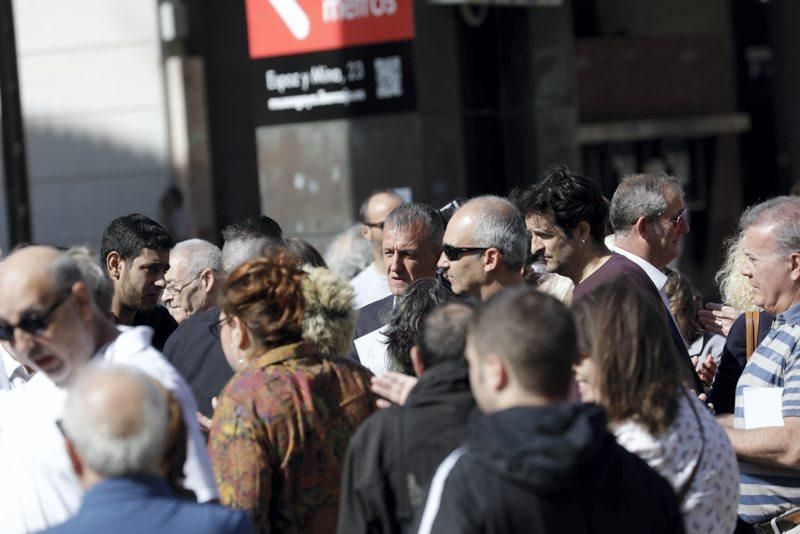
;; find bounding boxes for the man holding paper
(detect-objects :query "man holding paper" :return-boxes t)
[718,196,800,530]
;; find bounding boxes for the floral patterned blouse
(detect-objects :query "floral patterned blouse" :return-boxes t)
[209,341,376,533]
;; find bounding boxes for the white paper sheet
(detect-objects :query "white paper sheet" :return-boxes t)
[354,326,388,376]
[743,387,784,429]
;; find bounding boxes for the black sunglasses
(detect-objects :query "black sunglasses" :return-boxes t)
[0,288,72,341]
[362,221,384,230]
[442,244,489,261]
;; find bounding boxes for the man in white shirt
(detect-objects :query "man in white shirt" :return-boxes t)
[0,343,32,390]
[0,246,217,533]
[350,190,404,308]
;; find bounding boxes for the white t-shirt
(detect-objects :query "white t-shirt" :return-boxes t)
[0,326,218,533]
[350,262,390,309]
[613,391,739,534]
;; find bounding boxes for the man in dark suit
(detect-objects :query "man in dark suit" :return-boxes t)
[47,364,252,534]
[351,203,443,360]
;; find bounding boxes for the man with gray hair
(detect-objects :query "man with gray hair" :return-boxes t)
[716,196,800,530]
[437,195,526,301]
[575,173,706,391]
[220,214,283,273]
[351,203,443,362]
[163,239,224,324]
[47,364,252,533]
[0,246,217,532]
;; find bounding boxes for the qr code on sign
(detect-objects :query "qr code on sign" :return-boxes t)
[374,56,403,99]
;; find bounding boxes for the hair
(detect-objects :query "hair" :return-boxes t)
[358,189,405,223]
[385,278,454,375]
[416,302,474,369]
[51,251,86,295]
[469,286,576,397]
[739,196,800,256]
[609,173,684,235]
[511,165,609,243]
[572,279,687,435]
[664,267,703,343]
[100,213,175,266]
[286,238,327,268]
[715,233,758,311]
[324,225,373,280]
[171,239,223,278]
[301,266,356,356]
[61,364,169,477]
[64,247,114,315]
[384,203,445,251]
[221,250,307,351]
[464,196,528,270]
[221,215,285,273]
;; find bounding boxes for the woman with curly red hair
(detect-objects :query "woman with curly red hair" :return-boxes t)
[208,250,376,533]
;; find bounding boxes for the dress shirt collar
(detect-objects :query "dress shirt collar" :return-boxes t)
[776,302,800,326]
[1,346,31,388]
[615,247,668,292]
[250,341,315,368]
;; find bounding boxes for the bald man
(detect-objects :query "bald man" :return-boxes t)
[0,246,217,532]
[437,196,528,301]
[351,190,404,308]
[48,365,251,534]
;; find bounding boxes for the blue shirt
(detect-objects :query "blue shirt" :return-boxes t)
[734,302,800,524]
[44,475,253,534]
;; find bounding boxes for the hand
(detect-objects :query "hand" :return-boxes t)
[694,354,717,387]
[370,372,419,409]
[698,303,738,337]
[196,397,217,434]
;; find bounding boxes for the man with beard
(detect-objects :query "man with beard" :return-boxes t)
[101,213,177,350]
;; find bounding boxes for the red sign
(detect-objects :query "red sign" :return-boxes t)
[245,0,415,59]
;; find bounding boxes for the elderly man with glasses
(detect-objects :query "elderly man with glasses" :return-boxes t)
[0,246,217,532]
[162,239,225,325]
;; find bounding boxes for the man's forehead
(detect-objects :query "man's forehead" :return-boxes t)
[525,212,559,232]
[132,248,170,265]
[744,225,778,254]
[367,194,402,220]
[384,222,430,248]
[0,266,54,318]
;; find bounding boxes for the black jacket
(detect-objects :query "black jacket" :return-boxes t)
[131,305,177,351]
[414,404,684,534]
[162,306,233,417]
[337,359,476,534]
[710,310,773,414]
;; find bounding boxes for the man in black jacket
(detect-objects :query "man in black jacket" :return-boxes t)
[415,287,684,534]
[338,302,475,534]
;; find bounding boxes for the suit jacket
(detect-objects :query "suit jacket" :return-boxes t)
[348,295,394,362]
[132,305,178,351]
[44,476,253,534]
[572,253,705,392]
[163,305,233,417]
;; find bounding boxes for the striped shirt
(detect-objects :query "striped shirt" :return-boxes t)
[734,302,800,524]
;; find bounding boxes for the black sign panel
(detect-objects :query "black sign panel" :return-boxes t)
[250,41,416,126]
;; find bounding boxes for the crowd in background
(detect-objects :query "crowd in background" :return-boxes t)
[1,167,800,533]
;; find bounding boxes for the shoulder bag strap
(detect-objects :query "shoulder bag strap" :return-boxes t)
[745,311,758,361]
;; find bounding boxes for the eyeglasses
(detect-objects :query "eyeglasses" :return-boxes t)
[0,288,72,341]
[664,208,687,227]
[442,244,489,261]
[164,274,199,296]
[208,315,232,338]
[362,221,385,230]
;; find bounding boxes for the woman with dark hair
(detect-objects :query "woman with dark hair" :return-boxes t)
[208,251,376,533]
[572,279,738,534]
[383,278,454,375]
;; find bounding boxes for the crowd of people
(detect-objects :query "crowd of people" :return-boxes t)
[0,167,799,533]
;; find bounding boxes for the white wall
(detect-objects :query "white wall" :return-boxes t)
[9,0,169,251]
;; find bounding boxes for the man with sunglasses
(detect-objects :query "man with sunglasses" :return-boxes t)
[351,190,404,308]
[100,213,177,350]
[0,246,217,532]
[437,196,527,302]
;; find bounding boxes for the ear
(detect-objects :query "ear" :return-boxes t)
[230,316,250,351]
[411,345,425,377]
[199,268,215,293]
[574,221,591,243]
[483,248,502,272]
[485,352,509,392]
[790,253,800,282]
[71,281,95,320]
[64,437,83,478]
[360,224,370,240]
[632,216,649,239]
[106,251,123,280]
